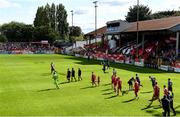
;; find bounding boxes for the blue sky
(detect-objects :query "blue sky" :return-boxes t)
[0,0,180,33]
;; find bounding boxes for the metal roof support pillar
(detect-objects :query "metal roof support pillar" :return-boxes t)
[176,31,179,57]
[119,33,121,47]
[142,34,145,53]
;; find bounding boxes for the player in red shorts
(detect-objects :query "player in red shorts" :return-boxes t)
[117,77,122,95]
[148,82,161,107]
[91,72,97,87]
[111,74,116,89]
[113,76,117,92]
[134,79,139,98]
[163,85,169,96]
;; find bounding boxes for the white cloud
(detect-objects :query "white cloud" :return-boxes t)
[0,0,20,8]
[0,0,180,33]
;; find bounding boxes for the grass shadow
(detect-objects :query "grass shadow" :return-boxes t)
[64,55,172,74]
[122,98,136,103]
[102,83,111,86]
[58,72,66,76]
[146,109,162,116]
[175,105,180,109]
[141,91,153,94]
[80,86,95,89]
[102,92,114,95]
[122,90,129,95]
[141,105,152,110]
[101,88,112,92]
[59,81,69,85]
[153,105,162,109]
[37,88,57,92]
[176,110,180,114]
[41,73,51,76]
[105,95,118,99]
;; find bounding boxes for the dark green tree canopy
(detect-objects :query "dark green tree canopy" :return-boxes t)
[126,5,152,22]
[151,10,180,19]
[69,26,82,37]
[33,3,69,40]
[0,34,7,42]
[0,22,33,42]
[33,26,58,43]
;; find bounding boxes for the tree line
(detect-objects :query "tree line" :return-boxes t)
[125,5,180,22]
[0,3,180,43]
[0,3,83,43]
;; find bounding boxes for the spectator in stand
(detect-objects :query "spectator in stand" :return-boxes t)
[0,42,55,54]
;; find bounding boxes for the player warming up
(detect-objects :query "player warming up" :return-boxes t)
[97,76,100,86]
[148,82,161,107]
[50,62,55,74]
[78,68,82,81]
[134,79,140,99]
[128,77,134,91]
[91,72,97,87]
[52,71,59,89]
[67,68,71,82]
[117,77,122,96]
[71,68,76,82]
[111,74,116,89]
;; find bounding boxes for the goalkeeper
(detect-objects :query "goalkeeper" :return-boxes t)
[52,71,59,89]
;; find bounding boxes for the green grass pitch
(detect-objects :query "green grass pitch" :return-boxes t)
[0,54,180,116]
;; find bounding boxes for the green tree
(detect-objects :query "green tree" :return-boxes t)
[56,4,69,40]
[69,26,82,37]
[151,10,180,19]
[126,5,152,22]
[34,6,49,27]
[1,22,33,42]
[21,25,34,42]
[0,34,7,42]
[33,26,58,43]
[69,26,83,42]
[33,3,69,41]
[50,3,56,30]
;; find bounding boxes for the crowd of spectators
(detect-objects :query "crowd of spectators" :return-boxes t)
[0,42,55,54]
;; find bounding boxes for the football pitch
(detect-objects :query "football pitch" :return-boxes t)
[0,54,180,116]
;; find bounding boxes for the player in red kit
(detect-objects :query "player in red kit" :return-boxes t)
[134,79,139,98]
[111,74,116,89]
[113,76,117,92]
[91,72,97,87]
[163,85,169,96]
[148,82,161,107]
[117,77,122,95]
